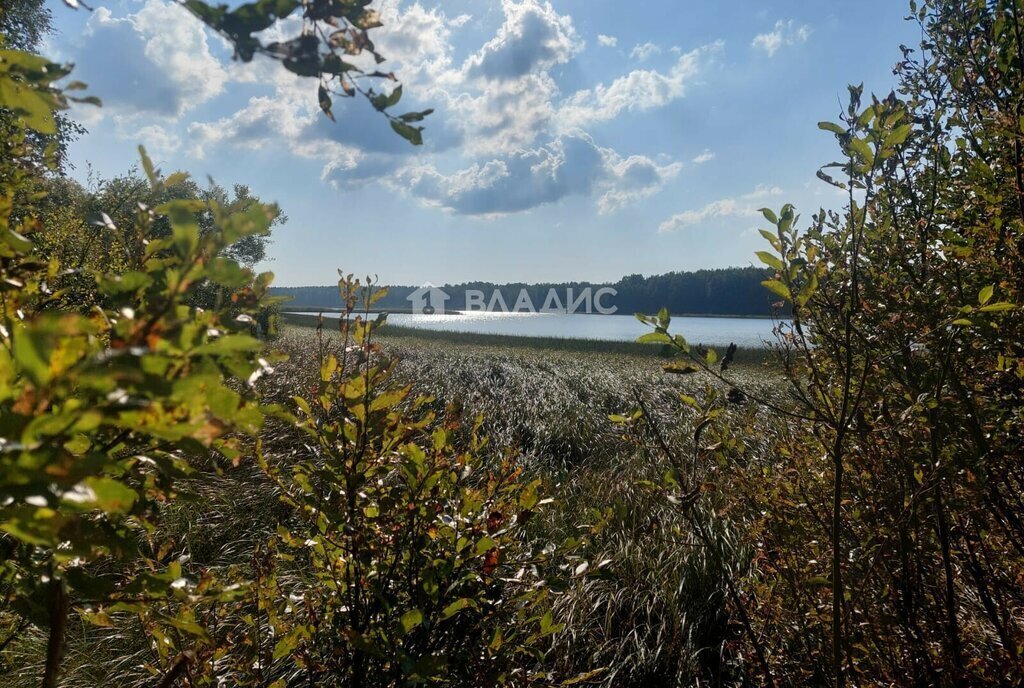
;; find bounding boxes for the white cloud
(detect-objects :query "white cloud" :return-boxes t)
[427,0,583,154]
[396,133,678,217]
[599,154,682,213]
[751,20,811,57]
[629,42,662,61]
[452,73,559,154]
[74,0,228,117]
[692,149,715,164]
[597,34,618,48]
[117,120,182,157]
[559,41,720,129]
[659,199,742,232]
[171,0,696,216]
[320,148,398,188]
[463,0,582,81]
[450,13,472,28]
[743,183,784,199]
[188,95,314,158]
[374,3,456,84]
[658,184,782,233]
[188,2,464,159]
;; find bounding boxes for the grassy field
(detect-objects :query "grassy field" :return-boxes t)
[271,323,780,685]
[8,321,779,687]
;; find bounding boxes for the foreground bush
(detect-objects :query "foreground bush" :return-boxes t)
[0,143,278,685]
[638,1,1024,685]
[245,284,574,686]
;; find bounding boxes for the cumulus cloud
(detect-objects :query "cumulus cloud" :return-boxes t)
[320,149,400,188]
[188,95,314,158]
[597,34,618,48]
[396,134,678,216]
[451,73,558,154]
[559,41,720,129]
[430,0,582,154]
[599,154,682,213]
[658,184,782,233]
[189,3,463,161]
[463,0,582,81]
[73,0,228,117]
[751,20,811,57]
[373,3,456,84]
[117,120,182,157]
[692,149,715,164]
[160,0,699,217]
[629,42,662,61]
[743,183,784,199]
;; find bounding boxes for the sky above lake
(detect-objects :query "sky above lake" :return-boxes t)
[46,0,917,287]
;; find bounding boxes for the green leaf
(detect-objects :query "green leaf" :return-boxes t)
[321,53,356,75]
[272,632,299,660]
[637,331,671,344]
[194,334,262,356]
[796,272,819,307]
[400,609,423,634]
[519,479,541,510]
[761,279,791,300]
[207,257,250,287]
[389,120,423,145]
[849,137,874,163]
[678,394,699,409]
[537,610,563,637]
[81,477,137,514]
[162,613,212,642]
[886,123,912,147]
[12,333,51,386]
[662,362,700,375]
[138,145,158,186]
[440,598,474,620]
[978,285,994,305]
[759,228,782,250]
[399,108,434,123]
[318,85,334,121]
[817,121,846,135]
[979,302,1015,312]
[474,536,497,556]
[0,63,60,134]
[755,250,783,271]
[385,84,403,108]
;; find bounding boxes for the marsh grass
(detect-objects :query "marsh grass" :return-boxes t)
[5,324,778,687]
[273,325,779,686]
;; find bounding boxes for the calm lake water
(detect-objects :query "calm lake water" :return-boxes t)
[304,311,783,348]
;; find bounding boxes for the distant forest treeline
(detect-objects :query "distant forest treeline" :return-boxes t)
[272,266,784,316]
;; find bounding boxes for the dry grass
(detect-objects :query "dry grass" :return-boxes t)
[5,325,780,687]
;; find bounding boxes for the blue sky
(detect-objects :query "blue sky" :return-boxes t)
[47,0,916,287]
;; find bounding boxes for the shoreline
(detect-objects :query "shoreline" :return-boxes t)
[281,307,785,320]
[280,314,774,364]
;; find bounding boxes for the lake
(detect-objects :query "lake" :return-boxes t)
[302,311,783,348]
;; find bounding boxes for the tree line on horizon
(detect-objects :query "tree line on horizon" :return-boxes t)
[272,266,781,316]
